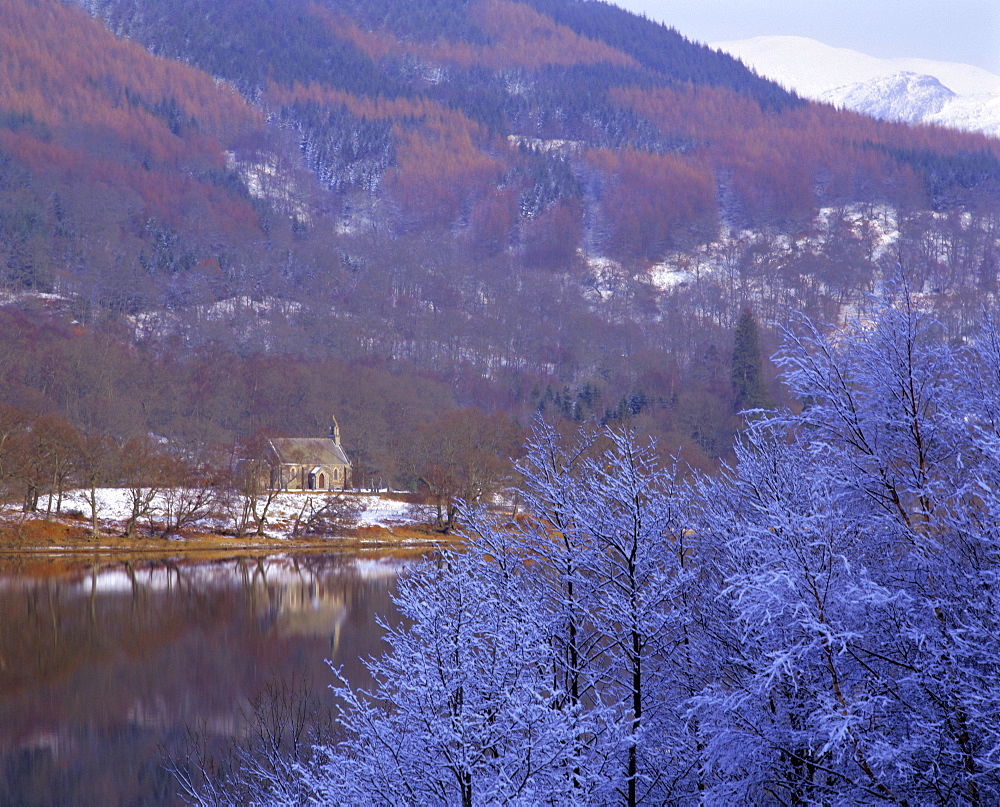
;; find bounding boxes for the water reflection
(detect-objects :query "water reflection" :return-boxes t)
[0,553,409,806]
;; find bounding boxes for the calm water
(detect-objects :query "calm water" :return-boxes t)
[0,552,409,806]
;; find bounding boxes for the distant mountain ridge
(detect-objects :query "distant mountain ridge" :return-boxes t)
[714,36,1000,137]
[821,73,1000,138]
[823,72,957,124]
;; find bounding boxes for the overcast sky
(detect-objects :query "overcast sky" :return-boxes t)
[609,0,1000,74]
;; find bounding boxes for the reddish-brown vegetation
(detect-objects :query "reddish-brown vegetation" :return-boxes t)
[312,0,636,70]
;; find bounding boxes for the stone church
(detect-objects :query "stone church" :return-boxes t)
[268,417,351,491]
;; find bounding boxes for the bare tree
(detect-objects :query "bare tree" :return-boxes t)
[165,674,334,806]
[156,453,224,538]
[215,432,284,538]
[118,434,171,539]
[290,493,363,537]
[75,434,119,539]
[407,409,522,532]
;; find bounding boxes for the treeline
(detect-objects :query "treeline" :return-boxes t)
[0,394,523,537]
[0,308,459,486]
[0,297,748,515]
[3,189,997,492]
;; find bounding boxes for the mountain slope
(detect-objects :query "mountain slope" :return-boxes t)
[0,0,998,473]
[74,0,1000,230]
[821,74,1000,138]
[5,0,999,312]
[0,0,272,301]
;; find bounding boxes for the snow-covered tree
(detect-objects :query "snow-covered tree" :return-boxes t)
[692,289,1000,803]
[292,424,702,805]
[514,423,702,803]
[309,523,593,806]
[178,284,1000,805]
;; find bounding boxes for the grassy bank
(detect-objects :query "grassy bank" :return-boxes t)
[0,509,455,571]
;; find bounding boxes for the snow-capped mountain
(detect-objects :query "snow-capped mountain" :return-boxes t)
[713,36,1000,137]
[822,72,955,125]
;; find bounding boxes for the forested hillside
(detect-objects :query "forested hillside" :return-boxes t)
[1,0,999,494]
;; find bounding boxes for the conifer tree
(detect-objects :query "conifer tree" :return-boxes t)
[730,307,770,412]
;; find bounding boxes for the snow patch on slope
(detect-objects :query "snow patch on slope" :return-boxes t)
[647,204,900,296]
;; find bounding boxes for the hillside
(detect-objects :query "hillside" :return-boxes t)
[0,0,999,481]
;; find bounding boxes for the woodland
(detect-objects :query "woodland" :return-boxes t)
[1,0,999,803]
[0,0,998,519]
[172,292,1000,804]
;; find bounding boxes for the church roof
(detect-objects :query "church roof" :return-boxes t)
[269,437,350,468]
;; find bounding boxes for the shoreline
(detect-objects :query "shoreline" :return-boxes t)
[0,514,456,569]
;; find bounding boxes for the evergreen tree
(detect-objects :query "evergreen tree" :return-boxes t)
[730,307,770,413]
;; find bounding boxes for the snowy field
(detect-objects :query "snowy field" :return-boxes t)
[5,488,433,540]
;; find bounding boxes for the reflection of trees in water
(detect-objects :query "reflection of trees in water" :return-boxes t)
[0,554,403,806]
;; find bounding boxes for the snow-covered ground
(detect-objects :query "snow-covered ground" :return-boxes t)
[643,203,899,296]
[128,295,305,344]
[8,488,433,541]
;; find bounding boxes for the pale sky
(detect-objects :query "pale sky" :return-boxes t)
[610,0,1000,74]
